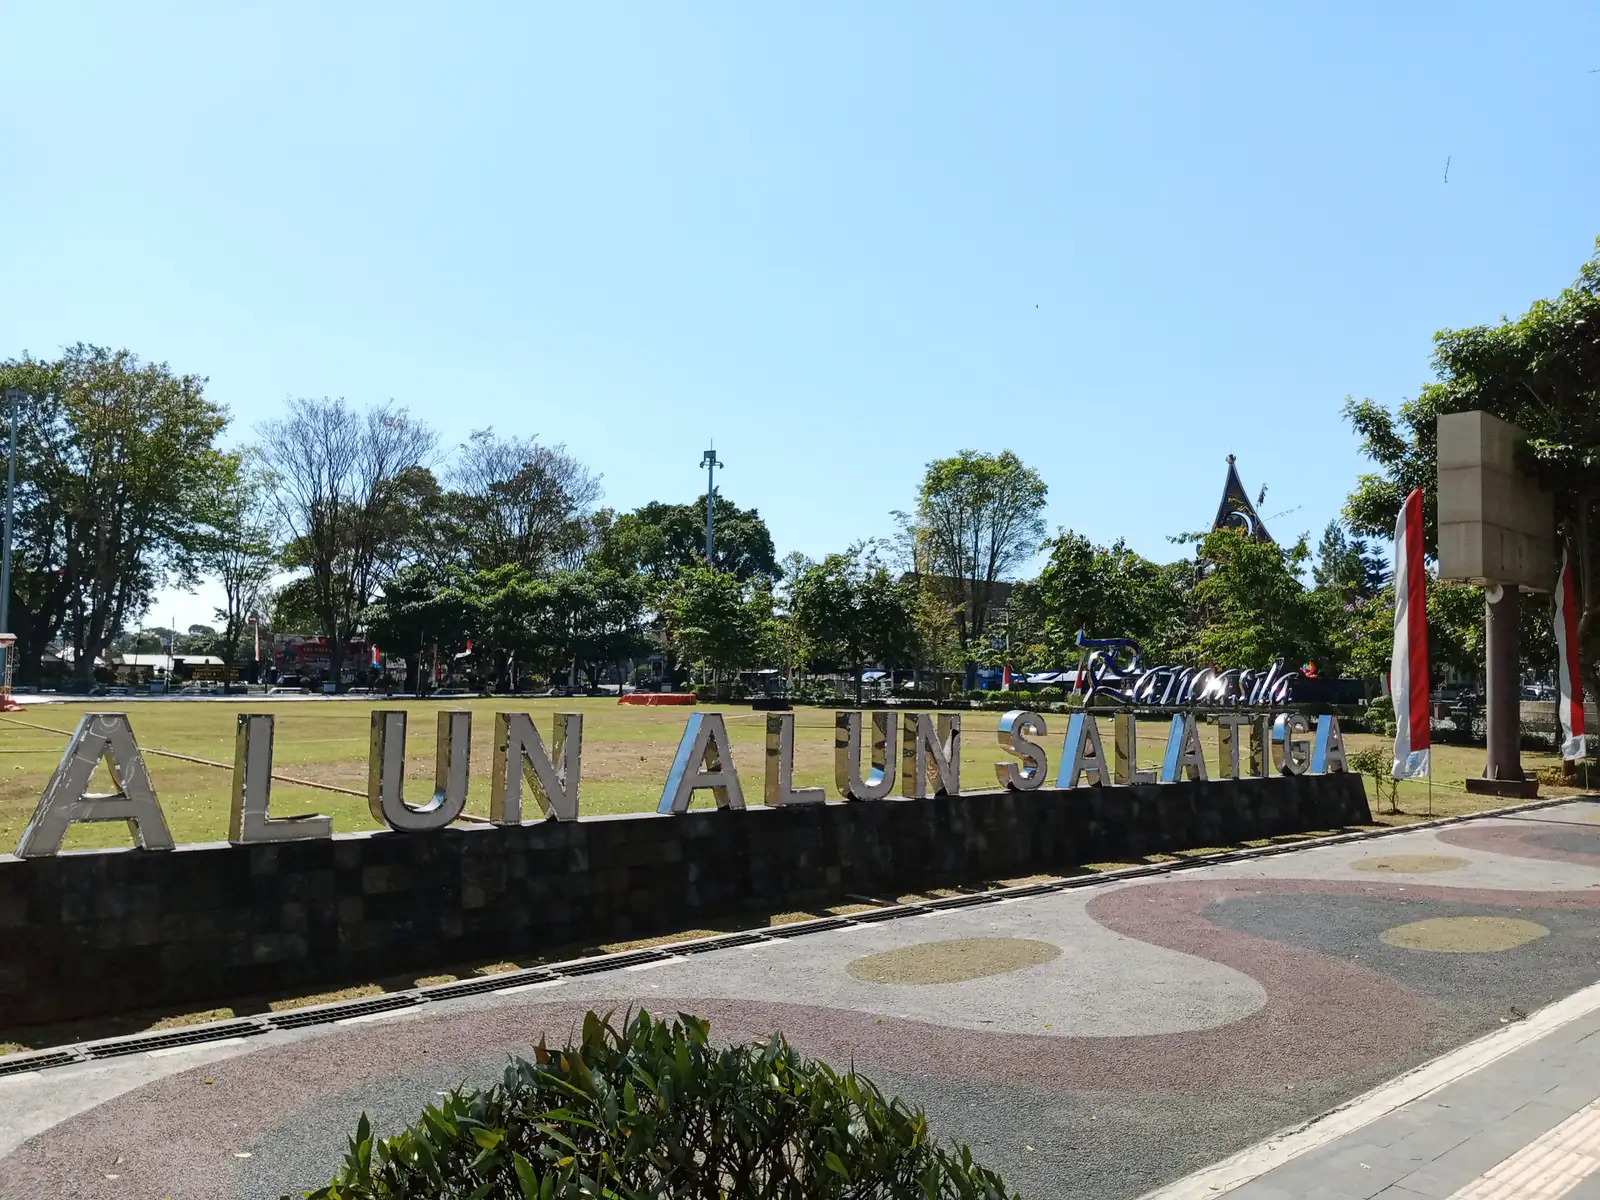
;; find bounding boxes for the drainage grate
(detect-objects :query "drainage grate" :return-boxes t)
[839,905,923,924]
[765,916,856,937]
[674,931,772,954]
[920,892,1005,911]
[992,882,1063,899]
[551,949,671,977]
[83,1019,267,1060]
[268,993,422,1031]
[421,971,556,1001]
[0,1049,79,1077]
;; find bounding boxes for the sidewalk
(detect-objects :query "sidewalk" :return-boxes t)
[1154,984,1600,1200]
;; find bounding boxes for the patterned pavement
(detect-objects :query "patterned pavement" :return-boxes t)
[2,798,1598,1199]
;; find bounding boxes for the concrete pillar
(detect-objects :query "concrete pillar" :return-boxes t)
[1483,585,1523,783]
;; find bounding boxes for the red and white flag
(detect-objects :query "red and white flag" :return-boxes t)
[1391,487,1431,779]
[1555,546,1586,761]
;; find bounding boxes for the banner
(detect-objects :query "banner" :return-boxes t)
[1391,487,1430,779]
[1556,546,1587,761]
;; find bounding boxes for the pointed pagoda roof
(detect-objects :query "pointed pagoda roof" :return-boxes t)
[1212,455,1274,543]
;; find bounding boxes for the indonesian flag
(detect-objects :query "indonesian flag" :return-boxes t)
[1391,487,1431,779]
[1002,664,1012,691]
[1556,546,1586,761]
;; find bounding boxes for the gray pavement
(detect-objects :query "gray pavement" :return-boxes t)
[2,798,1598,1199]
[1178,999,1600,1199]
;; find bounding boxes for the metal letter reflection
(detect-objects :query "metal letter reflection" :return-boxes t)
[229,714,331,844]
[764,713,824,806]
[1311,714,1348,774]
[1160,713,1208,783]
[834,711,897,800]
[995,710,1048,790]
[490,712,582,823]
[367,709,472,832]
[1057,712,1110,788]
[15,712,176,857]
[658,712,747,813]
[900,713,960,798]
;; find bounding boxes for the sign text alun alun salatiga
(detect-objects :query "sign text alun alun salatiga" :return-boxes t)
[12,707,1350,858]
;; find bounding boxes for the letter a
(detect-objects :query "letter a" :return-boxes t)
[16,712,175,856]
[658,713,746,813]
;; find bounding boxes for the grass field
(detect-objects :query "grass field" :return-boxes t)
[0,698,1581,852]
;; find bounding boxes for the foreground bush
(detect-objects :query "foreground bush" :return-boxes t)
[299,1010,1016,1200]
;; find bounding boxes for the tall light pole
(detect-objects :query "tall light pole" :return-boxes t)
[700,445,722,565]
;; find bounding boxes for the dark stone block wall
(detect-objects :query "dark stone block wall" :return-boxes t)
[0,773,1369,1027]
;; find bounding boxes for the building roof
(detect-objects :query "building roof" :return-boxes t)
[1212,455,1274,543]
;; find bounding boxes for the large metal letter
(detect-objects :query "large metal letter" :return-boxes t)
[1311,713,1348,774]
[900,712,960,798]
[1275,712,1312,775]
[490,711,581,823]
[368,709,471,832]
[1113,713,1156,785]
[1057,712,1110,788]
[658,712,747,813]
[1215,713,1253,779]
[1160,713,1208,783]
[834,711,897,800]
[229,714,331,844]
[16,712,175,856]
[995,710,1048,790]
[764,712,823,806]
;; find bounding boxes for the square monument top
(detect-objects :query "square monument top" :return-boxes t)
[1436,410,1554,591]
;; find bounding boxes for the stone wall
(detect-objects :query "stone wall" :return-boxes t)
[0,773,1369,1027]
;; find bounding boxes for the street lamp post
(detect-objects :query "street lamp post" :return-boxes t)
[699,445,723,565]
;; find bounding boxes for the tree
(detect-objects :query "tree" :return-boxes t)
[441,429,601,575]
[1017,531,1190,666]
[1312,520,1386,601]
[663,565,767,689]
[196,456,278,665]
[364,564,473,693]
[1343,238,1600,694]
[1184,528,1329,669]
[791,548,920,701]
[594,496,779,583]
[259,397,439,688]
[0,347,233,687]
[902,450,1047,687]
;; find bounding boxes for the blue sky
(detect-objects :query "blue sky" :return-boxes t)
[3,2,1598,630]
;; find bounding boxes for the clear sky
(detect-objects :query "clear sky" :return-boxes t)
[3,2,1598,631]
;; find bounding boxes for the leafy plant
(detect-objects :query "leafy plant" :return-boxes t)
[297,1010,1016,1200]
[1364,695,1396,737]
[1348,745,1400,814]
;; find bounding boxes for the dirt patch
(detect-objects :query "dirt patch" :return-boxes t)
[1380,916,1550,953]
[846,937,1061,985]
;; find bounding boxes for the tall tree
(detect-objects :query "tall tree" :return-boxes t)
[791,548,920,701]
[0,347,232,686]
[442,429,601,574]
[364,564,473,693]
[1312,519,1386,601]
[259,397,439,688]
[0,358,73,686]
[1184,528,1329,669]
[903,450,1048,687]
[1343,238,1600,694]
[1018,531,1190,665]
[594,496,779,582]
[196,455,278,666]
[663,564,768,689]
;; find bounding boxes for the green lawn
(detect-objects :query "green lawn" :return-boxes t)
[0,699,1578,852]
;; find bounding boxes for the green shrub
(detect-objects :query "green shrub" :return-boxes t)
[1364,695,1396,737]
[1348,745,1400,814]
[298,1010,1016,1200]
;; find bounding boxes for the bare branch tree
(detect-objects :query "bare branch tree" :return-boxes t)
[445,428,602,574]
[258,397,438,686]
